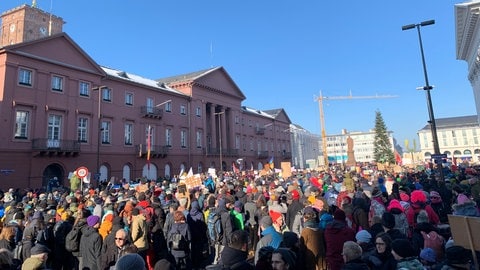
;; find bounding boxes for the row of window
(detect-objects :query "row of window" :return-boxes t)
[422,129,480,148]
[15,110,290,152]
[18,68,201,116]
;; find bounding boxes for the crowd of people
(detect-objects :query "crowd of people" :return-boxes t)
[0,165,479,270]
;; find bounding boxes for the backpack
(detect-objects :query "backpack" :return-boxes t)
[207,210,222,243]
[422,231,445,260]
[369,200,385,220]
[171,230,187,251]
[65,226,82,252]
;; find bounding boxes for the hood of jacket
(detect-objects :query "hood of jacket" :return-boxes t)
[220,246,248,266]
[452,201,479,217]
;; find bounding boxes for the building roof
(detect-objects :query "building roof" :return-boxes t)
[156,67,219,83]
[101,66,185,95]
[241,106,275,119]
[419,115,479,131]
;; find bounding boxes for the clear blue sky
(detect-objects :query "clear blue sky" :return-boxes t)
[2,1,476,150]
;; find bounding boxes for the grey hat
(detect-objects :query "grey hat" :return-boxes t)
[30,244,51,255]
[115,253,145,270]
[260,215,273,228]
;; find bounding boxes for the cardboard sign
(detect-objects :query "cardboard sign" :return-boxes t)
[448,214,480,269]
[448,215,480,251]
[281,162,292,178]
[184,174,202,189]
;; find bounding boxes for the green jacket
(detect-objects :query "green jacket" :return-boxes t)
[231,210,244,230]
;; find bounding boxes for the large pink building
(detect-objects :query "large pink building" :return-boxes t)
[0,4,292,189]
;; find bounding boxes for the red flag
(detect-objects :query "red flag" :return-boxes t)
[147,125,151,169]
[394,150,402,166]
[233,162,239,174]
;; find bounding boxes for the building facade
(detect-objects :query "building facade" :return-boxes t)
[288,124,321,170]
[456,1,480,126]
[326,129,395,165]
[418,115,480,163]
[0,4,291,189]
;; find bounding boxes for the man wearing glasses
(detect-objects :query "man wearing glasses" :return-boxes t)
[102,229,137,269]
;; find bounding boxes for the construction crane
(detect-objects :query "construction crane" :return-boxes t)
[314,91,399,170]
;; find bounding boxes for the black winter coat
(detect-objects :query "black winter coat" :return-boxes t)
[79,226,102,270]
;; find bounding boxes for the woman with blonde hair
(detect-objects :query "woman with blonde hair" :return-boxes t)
[0,226,16,251]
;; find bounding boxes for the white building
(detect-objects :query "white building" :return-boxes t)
[326,129,395,165]
[456,1,480,126]
[418,115,480,162]
[289,125,321,169]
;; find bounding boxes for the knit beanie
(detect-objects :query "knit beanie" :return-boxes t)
[260,215,273,228]
[355,230,372,244]
[391,239,415,258]
[381,212,395,229]
[115,253,145,270]
[333,209,346,221]
[269,210,282,222]
[87,215,100,227]
[416,210,429,224]
[420,248,436,263]
[429,191,442,204]
[387,199,403,213]
[411,190,427,204]
[399,192,410,202]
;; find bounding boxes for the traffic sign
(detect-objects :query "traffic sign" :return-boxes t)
[431,154,447,160]
[76,166,89,178]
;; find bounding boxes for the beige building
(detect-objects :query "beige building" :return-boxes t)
[418,115,480,163]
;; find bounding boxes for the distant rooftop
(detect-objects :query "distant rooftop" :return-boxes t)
[419,115,479,131]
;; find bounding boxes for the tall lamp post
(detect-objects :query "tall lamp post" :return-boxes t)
[402,20,444,180]
[92,86,107,184]
[214,111,224,172]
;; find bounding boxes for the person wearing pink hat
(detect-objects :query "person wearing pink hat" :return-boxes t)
[405,190,440,230]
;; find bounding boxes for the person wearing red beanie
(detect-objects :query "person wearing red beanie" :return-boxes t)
[269,210,284,233]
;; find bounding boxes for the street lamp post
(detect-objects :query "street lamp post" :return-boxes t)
[214,111,224,172]
[402,20,444,180]
[92,86,107,185]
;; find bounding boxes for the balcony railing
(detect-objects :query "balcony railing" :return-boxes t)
[204,147,239,157]
[255,127,265,135]
[140,106,163,119]
[32,138,81,155]
[257,151,269,159]
[136,144,169,158]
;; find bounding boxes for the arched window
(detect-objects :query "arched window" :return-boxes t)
[454,150,462,155]
[122,164,131,182]
[197,162,203,173]
[464,149,472,155]
[179,163,186,175]
[475,149,480,154]
[424,152,432,157]
[444,151,451,157]
[164,164,171,179]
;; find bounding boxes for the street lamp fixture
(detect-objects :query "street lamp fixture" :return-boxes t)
[214,111,224,172]
[92,85,107,185]
[402,20,443,180]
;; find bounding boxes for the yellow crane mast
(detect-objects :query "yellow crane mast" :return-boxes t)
[314,91,398,170]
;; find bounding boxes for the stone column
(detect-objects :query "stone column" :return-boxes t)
[210,104,217,151]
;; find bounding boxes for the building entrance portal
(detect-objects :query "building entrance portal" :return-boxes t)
[42,163,64,188]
